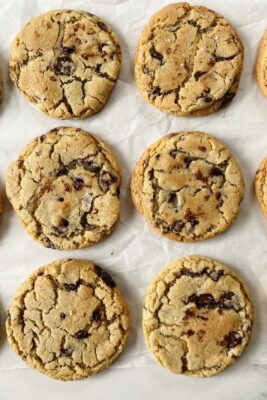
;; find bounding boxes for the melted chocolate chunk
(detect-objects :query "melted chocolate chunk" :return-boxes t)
[187,329,195,337]
[55,165,69,177]
[210,166,223,177]
[184,208,199,227]
[73,177,84,190]
[95,63,109,79]
[196,293,215,308]
[183,156,196,168]
[94,265,116,288]
[62,279,82,292]
[73,330,91,339]
[150,45,163,62]
[40,135,46,142]
[167,192,178,208]
[92,308,102,321]
[53,55,75,76]
[219,292,235,309]
[62,45,75,54]
[227,331,242,349]
[163,220,185,234]
[58,197,64,202]
[151,86,161,97]
[60,312,66,320]
[81,160,101,174]
[183,308,195,320]
[61,348,73,357]
[99,171,117,192]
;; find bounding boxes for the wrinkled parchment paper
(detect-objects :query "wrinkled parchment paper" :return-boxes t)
[1,0,267,399]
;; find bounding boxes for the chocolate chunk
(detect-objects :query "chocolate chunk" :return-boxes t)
[94,63,109,79]
[62,279,82,292]
[60,312,66,320]
[58,197,64,202]
[73,330,91,339]
[40,135,46,142]
[99,171,117,192]
[94,265,116,288]
[227,331,242,349]
[61,219,69,228]
[167,192,178,208]
[81,160,101,174]
[92,308,102,321]
[61,348,73,357]
[209,269,223,282]
[194,71,205,81]
[184,293,198,305]
[55,165,69,177]
[196,293,216,308]
[210,166,223,177]
[183,308,195,320]
[150,45,163,62]
[163,220,185,234]
[184,208,199,227]
[97,21,108,32]
[183,156,196,168]
[187,329,195,336]
[73,177,84,190]
[62,45,75,54]
[53,56,75,76]
[202,95,213,103]
[219,292,234,309]
[151,86,161,97]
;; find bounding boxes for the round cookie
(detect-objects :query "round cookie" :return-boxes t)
[255,156,267,218]
[6,259,130,380]
[131,131,244,242]
[143,256,253,377]
[255,31,267,97]
[6,127,121,250]
[9,9,121,119]
[135,3,243,116]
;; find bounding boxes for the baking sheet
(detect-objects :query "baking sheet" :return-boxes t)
[0,0,267,399]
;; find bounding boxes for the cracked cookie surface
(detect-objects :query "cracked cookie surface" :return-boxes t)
[255,31,267,97]
[131,131,244,242]
[6,259,130,380]
[9,9,121,119]
[135,2,243,116]
[143,256,253,377]
[6,126,121,249]
[255,156,267,219]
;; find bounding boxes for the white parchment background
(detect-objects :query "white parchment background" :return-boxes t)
[0,0,267,399]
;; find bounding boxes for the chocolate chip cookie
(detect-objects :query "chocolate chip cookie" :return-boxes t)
[143,256,253,377]
[131,131,244,242]
[135,3,243,116]
[255,31,267,97]
[255,156,267,218]
[6,127,121,249]
[6,259,130,380]
[9,9,121,119]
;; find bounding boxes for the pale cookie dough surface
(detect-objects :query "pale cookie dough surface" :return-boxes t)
[135,2,243,116]
[6,127,121,249]
[143,256,253,377]
[255,31,267,97]
[131,131,244,242]
[9,9,121,119]
[6,259,130,381]
[255,156,267,219]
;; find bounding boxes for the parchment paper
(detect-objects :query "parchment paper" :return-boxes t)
[0,1,267,399]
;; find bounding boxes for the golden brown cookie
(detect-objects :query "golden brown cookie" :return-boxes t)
[6,127,121,249]
[9,9,121,119]
[135,3,243,116]
[131,131,244,242]
[6,259,130,380]
[255,31,267,97]
[143,256,253,377]
[255,156,267,218]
